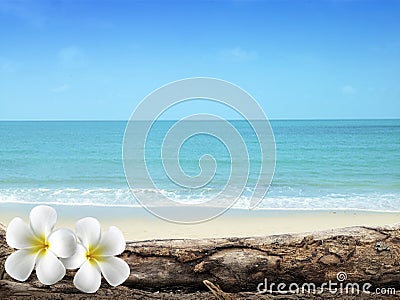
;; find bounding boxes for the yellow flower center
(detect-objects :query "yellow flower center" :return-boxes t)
[41,240,50,250]
[85,251,95,261]
[30,235,50,256]
[85,245,104,265]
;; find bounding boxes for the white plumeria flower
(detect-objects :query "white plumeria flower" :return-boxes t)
[61,217,130,293]
[5,205,77,285]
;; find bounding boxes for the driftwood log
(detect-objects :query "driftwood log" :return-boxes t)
[1,222,400,299]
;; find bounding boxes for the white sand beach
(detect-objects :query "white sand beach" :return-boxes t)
[0,203,399,241]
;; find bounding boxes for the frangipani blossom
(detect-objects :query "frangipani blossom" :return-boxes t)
[61,217,130,293]
[5,205,77,285]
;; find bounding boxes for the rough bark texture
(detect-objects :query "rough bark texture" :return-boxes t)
[1,222,400,299]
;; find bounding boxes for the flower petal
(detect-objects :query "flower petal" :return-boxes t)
[75,217,101,249]
[29,205,57,238]
[60,243,86,269]
[6,217,36,249]
[98,256,130,287]
[35,250,66,285]
[73,261,102,293]
[5,249,37,282]
[97,226,126,256]
[48,228,77,258]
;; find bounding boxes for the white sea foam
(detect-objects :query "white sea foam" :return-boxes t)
[0,188,399,212]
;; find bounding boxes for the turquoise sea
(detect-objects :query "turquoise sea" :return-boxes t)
[0,120,399,211]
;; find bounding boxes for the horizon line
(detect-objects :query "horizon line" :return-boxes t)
[0,117,399,122]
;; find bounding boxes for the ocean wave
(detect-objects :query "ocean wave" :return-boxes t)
[0,188,399,212]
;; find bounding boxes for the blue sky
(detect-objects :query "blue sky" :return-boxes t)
[0,0,399,120]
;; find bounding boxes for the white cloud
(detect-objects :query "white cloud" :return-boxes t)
[58,46,85,67]
[341,85,357,94]
[221,47,257,61]
[51,84,69,93]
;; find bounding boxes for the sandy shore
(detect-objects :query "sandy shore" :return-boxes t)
[0,203,399,241]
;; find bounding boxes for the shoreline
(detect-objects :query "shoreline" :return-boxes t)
[0,203,399,241]
[2,200,400,213]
